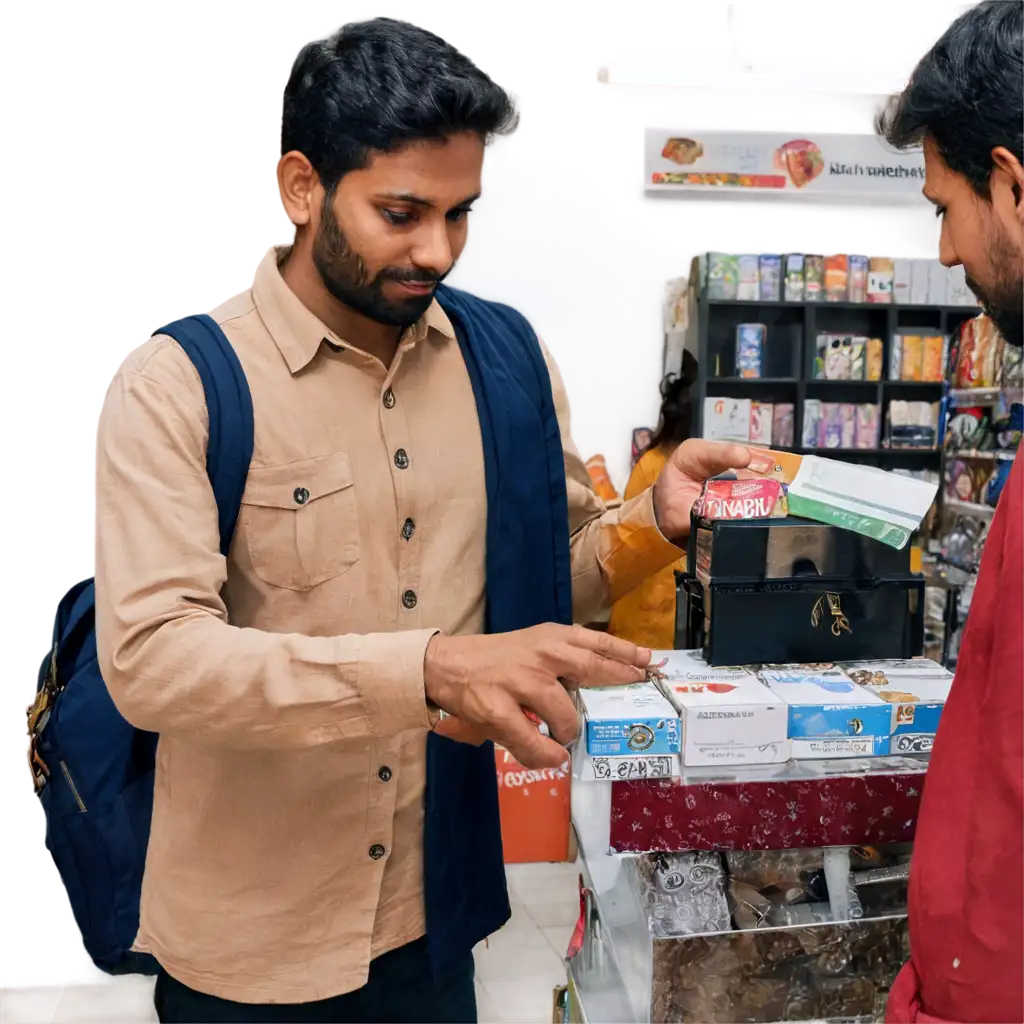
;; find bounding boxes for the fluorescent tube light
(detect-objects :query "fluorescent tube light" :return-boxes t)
[598,65,906,97]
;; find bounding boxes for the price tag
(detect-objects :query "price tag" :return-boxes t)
[589,755,677,781]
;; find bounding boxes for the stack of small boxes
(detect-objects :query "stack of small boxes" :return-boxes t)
[578,653,952,773]
[578,453,949,774]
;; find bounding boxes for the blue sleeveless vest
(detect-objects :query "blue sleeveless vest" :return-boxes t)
[424,286,572,974]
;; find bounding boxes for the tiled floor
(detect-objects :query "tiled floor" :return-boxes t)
[0,861,578,1024]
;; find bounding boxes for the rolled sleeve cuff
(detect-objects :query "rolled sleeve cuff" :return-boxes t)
[599,487,684,604]
[358,628,440,736]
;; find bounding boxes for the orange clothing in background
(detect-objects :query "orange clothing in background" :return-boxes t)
[607,446,684,650]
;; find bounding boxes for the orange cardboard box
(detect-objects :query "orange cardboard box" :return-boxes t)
[495,746,572,864]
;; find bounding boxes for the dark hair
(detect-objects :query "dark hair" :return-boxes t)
[876,0,1023,197]
[648,351,698,451]
[282,18,519,191]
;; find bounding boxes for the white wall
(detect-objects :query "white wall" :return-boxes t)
[452,154,684,479]
[0,18,946,577]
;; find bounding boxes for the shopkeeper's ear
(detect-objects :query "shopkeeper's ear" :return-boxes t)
[991,146,1024,226]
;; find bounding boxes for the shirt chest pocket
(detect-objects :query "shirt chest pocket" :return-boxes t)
[240,453,360,591]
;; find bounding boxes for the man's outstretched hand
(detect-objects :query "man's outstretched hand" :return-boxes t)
[652,439,753,540]
[424,625,651,769]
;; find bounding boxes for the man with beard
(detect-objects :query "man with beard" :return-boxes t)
[877,2,1023,1021]
[93,18,748,1023]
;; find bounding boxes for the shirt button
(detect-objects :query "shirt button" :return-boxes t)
[383,388,396,409]
[401,518,416,541]
[293,487,310,506]
[394,449,409,470]
[369,844,386,861]
[402,590,418,610]
[378,766,393,783]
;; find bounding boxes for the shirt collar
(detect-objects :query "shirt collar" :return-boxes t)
[251,247,456,374]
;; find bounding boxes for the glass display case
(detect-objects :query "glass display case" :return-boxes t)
[567,750,924,1023]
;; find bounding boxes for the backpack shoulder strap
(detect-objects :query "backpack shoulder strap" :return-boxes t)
[152,314,254,556]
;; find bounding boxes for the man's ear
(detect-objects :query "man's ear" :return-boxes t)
[992,146,1024,224]
[278,151,321,229]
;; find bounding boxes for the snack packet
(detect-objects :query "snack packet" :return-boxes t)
[694,478,788,520]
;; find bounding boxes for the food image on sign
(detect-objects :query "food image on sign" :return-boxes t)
[774,139,825,188]
[652,171,786,188]
[661,137,704,165]
[670,682,738,695]
[694,478,788,521]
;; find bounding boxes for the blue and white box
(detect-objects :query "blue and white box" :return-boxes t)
[842,659,954,755]
[758,665,890,758]
[580,683,681,758]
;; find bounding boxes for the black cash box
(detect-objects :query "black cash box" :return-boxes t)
[676,514,925,666]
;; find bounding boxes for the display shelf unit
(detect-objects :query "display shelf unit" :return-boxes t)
[568,751,925,1023]
[937,344,1015,524]
[686,281,980,468]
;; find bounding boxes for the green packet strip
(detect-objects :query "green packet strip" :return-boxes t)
[786,493,912,550]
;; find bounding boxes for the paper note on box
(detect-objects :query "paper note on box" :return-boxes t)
[579,683,681,757]
[651,651,790,766]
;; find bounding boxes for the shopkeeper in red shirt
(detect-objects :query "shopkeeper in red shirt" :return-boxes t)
[877,2,1024,1021]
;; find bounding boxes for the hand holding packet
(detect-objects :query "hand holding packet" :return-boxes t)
[723,448,938,549]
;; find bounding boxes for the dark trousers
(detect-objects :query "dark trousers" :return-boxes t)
[154,938,477,1023]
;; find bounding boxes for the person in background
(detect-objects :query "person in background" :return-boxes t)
[876,2,1023,1021]
[608,353,698,649]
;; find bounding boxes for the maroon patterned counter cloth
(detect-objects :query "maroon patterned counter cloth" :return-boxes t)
[608,769,926,852]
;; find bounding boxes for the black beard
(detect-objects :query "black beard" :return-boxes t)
[311,199,452,329]
[967,273,1023,349]
[988,303,1023,351]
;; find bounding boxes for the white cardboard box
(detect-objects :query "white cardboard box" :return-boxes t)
[893,259,912,305]
[579,683,680,758]
[928,261,949,305]
[910,259,932,305]
[703,396,752,442]
[652,651,790,766]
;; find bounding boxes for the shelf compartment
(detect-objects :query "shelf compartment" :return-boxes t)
[569,908,909,1024]
[706,306,802,379]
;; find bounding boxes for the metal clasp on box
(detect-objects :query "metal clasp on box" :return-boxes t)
[811,592,853,636]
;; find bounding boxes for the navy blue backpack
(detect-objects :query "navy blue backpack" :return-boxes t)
[27,315,253,974]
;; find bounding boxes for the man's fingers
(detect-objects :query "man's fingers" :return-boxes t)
[434,715,568,770]
[556,644,647,688]
[567,625,652,669]
[494,712,571,770]
[525,687,579,746]
[673,438,752,480]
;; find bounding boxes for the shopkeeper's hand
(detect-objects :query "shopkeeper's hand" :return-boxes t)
[652,439,753,541]
[424,626,651,769]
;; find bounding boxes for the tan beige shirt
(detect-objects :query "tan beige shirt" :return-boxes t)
[94,248,680,1003]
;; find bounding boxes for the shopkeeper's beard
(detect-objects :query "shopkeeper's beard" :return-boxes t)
[312,198,453,329]
[966,226,1023,349]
